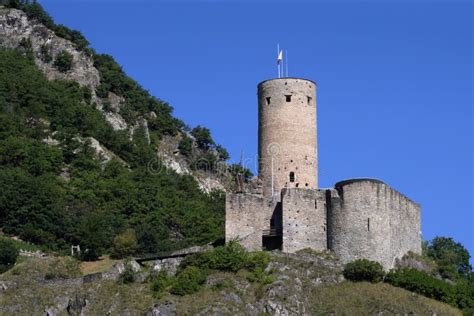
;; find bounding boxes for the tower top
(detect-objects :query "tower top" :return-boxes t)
[258,77,317,88]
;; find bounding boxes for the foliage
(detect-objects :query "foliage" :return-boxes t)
[191,126,214,151]
[426,237,472,281]
[111,229,138,259]
[0,49,225,258]
[54,50,73,72]
[343,259,385,283]
[178,134,193,158]
[118,261,135,284]
[228,163,253,181]
[215,144,229,161]
[385,268,474,312]
[39,43,52,63]
[0,238,18,273]
[150,270,175,298]
[385,268,457,306]
[170,266,207,296]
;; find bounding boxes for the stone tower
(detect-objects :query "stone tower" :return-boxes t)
[258,78,318,198]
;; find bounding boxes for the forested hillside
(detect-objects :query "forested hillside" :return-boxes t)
[0,1,242,259]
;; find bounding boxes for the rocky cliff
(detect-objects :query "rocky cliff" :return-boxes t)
[0,7,228,193]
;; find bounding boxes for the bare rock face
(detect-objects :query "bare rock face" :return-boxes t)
[0,9,100,91]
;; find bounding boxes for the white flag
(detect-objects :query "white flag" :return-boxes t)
[277,50,283,64]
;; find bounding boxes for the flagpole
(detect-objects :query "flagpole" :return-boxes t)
[277,43,280,78]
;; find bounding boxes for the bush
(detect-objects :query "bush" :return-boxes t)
[54,50,73,72]
[170,266,207,296]
[0,239,19,273]
[385,268,457,306]
[40,44,52,63]
[178,134,193,158]
[150,270,175,298]
[111,229,138,259]
[206,241,248,272]
[118,261,135,284]
[343,259,385,283]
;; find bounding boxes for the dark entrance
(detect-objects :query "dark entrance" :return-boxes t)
[262,202,283,250]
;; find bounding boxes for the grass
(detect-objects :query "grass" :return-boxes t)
[79,255,121,275]
[309,281,462,315]
[0,236,45,252]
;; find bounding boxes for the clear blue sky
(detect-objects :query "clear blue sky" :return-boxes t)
[41,1,472,259]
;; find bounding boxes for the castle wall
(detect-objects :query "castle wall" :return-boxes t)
[281,188,327,253]
[225,193,264,251]
[327,179,421,270]
[258,78,318,198]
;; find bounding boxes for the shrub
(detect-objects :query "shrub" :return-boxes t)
[206,241,248,272]
[40,44,52,63]
[178,134,193,158]
[111,229,138,259]
[54,50,73,72]
[385,268,456,305]
[0,239,19,273]
[170,266,207,296]
[118,261,135,284]
[343,259,385,283]
[150,270,176,298]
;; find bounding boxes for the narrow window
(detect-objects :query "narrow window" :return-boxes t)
[289,172,295,182]
[285,95,292,102]
[305,183,308,187]
[367,218,370,231]
[315,199,317,209]
[296,183,299,187]
[307,96,312,104]
[266,97,271,105]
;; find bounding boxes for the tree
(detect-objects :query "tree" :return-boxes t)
[54,50,73,72]
[426,237,472,280]
[191,126,215,151]
[111,229,138,259]
[0,239,19,273]
[215,144,229,161]
[178,134,193,158]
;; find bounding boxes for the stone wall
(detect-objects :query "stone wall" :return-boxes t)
[281,188,327,253]
[327,179,421,270]
[225,193,264,250]
[258,78,318,198]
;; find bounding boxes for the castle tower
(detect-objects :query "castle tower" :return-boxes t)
[258,78,318,198]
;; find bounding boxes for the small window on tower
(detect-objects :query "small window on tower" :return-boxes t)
[266,97,271,105]
[367,218,370,231]
[285,95,292,102]
[307,96,312,104]
[289,172,295,182]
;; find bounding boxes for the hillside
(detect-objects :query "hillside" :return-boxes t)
[0,4,253,258]
[0,250,462,315]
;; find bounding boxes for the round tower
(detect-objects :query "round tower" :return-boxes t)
[258,78,318,198]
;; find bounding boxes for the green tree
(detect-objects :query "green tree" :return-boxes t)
[111,229,138,259]
[427,237,472,280]
[191,126,215,151]
[54,50,73,72]
[0,239,19,273]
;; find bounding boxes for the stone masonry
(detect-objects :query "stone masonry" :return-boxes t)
[226,77,422,270]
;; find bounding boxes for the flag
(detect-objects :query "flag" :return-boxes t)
[277,50,283,64]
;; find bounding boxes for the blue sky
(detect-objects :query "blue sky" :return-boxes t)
[40,1,472,258]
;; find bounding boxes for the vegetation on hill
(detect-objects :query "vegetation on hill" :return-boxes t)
[341,241,474,314]
[0,44,224,259]
[0,247,463,315]
[0,0,257,261]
